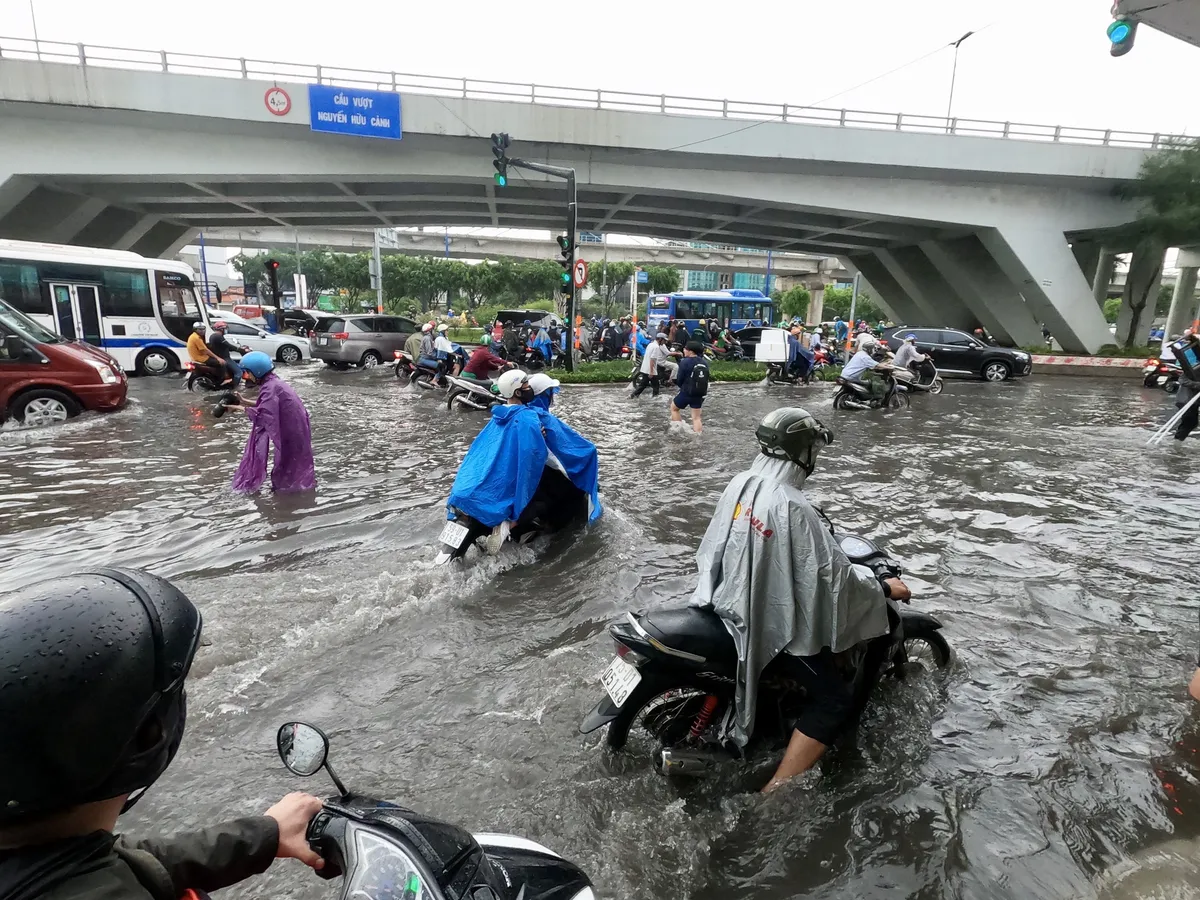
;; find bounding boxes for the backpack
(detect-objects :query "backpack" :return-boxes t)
[686,359,710,397]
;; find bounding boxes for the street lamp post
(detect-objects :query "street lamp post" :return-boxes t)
[945,31,975,132]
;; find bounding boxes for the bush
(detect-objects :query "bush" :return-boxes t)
[555,359,774,384]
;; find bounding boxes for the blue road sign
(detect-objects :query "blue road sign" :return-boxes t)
[308,85,402,140]
[636,270,649,283]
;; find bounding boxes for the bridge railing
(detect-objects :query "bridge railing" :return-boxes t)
[0,35,1183,151]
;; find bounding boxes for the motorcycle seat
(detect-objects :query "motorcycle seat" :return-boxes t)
[638,607,737,664]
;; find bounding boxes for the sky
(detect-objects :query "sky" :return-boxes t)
[1,0,1198,136]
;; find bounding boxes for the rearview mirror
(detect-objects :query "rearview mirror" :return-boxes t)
[277,721,329,776]
[4,335,26,359]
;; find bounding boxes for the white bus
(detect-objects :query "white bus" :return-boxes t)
[0,239,210,376]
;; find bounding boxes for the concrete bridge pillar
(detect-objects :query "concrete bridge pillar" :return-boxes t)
[1073,241,1102,288]
[875,247,974,328]
[845,254,924,325]
[977,226,1113,354]
[1093,248,1118,306]
[920,236,1044,347]
[1165,246,1200,339]
[808,284,825,325]
[1113,237,1166,347]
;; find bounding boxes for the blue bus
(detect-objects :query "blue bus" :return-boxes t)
[646,289,772,334]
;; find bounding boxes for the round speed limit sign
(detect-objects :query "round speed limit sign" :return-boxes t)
[264,87,292,116]
[573,259,588,289]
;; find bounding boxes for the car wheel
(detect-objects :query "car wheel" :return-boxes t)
[324,360,350,370]
[10,389,80,427]
[983,361,1011,382]
[277,345,302,364]
[137,347,175,377]
[360,351,383,369]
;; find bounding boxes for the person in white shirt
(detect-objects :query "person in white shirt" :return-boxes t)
[631,332,675,398]
[892,334,927,371]
[841,336,892,400]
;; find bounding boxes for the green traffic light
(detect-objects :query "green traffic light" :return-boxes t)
[494,172,507,187]
[560,272,571,285]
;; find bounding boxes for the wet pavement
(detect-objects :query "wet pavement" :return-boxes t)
[4,367,1200,900]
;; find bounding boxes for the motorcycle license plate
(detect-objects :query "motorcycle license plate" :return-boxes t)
[600,656,642,708]
[438,520,470,549]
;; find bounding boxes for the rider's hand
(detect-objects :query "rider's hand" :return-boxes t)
[883,577,911,602]
[265,792,326,870]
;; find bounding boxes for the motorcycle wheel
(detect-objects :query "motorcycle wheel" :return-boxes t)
[893,631,953,675]
[605,683,715,751]
[1166,380,1181,395]
[887,391,910,409]
[188,376,219,393]
[446,389,463,411]
[832,389,848,410]
[929,377,944,395]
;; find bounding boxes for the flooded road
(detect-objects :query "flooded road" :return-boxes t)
[4,367,1200,900]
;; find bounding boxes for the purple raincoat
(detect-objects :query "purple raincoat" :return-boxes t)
[231,372,317,493]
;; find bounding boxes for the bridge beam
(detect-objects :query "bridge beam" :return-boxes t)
[44,197,110,245]
[0,186,101,243]
[977,226,1113,354]
[920,236,1045,347]
[873,249,948,324]
[881,246,976,329]
[845,253,927,325]
[131,222,195,259]
[0,175,37,227]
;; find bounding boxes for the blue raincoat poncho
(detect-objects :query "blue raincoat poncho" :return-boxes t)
[531,328,553,364]
[446,404,601,527]
[629,330,651,355]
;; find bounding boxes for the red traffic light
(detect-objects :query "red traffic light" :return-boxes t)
[266,259,280,270]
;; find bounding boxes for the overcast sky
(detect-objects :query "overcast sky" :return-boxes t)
[1,0,1197,136]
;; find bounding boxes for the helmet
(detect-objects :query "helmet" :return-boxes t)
[496,369,530,399]
[528,373,560,396]
[755,407,833,476]
[192,321,206,333]
[904,333,917,342]
[0,568,202,824]
[422,323,433,333]
[523,319,532,326]
[212,320,227,331]
[240,351,274,380]
[437,324,448,333]
[860,335,878,351]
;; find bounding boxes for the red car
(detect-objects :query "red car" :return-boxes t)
[0,298,127,427]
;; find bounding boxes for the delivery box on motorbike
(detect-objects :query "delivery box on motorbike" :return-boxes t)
[755,330,789,363]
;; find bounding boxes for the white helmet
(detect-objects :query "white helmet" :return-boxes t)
[421,323,433,333]
[859,335,878,350]
[496,369,530,399]
[528,373,560,396]
[437,323,449,332]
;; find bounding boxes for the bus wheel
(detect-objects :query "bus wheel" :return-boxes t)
[137,348,176,377]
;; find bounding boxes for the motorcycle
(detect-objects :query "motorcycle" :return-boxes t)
[832,372,910,410]
[276,721,594,900]
[1144,358,1181,393]
[892,359,944,395]
[445,374,504,412]
[436,465,589,564]
[578,533,951,777]
[709,342,745,362]
[392,350,418,381]
[183,360,231,393]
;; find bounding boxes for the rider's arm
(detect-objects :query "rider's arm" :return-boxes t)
[117,816,279,895]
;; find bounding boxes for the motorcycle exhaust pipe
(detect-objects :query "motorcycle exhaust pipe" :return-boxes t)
[655,749,721,778]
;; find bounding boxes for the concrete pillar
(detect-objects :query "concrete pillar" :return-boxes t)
[977,226,1112,354]
[920,237,1045,347]
[1072,241,1102,287]
[1093,248,1117,306]
[1113,237,1166,347]
[1165,246,1200,339]
[846,253,926,325]
[808,284,825,325]
[875,247,968,326]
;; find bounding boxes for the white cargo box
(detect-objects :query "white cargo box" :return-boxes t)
[755,329,789,363]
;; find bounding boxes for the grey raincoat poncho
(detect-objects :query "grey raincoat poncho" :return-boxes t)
[689,455,890,747]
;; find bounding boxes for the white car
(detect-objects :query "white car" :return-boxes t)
[207,313,311,364]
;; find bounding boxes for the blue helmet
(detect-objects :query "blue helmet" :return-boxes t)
[240,351,274,380]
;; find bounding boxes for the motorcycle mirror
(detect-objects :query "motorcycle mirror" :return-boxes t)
[276,721,350,798]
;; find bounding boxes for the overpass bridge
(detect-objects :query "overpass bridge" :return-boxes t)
[0,37,1177,351]
[198,226,848,282]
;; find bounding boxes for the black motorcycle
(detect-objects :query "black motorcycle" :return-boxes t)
[579,533,950,777]
[183,360,233,392]
[275,721,593,900]
[832,372,909,410]
[436,467,589,564]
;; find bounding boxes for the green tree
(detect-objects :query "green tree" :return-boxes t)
[821,286,886,323]
[645,266,681,295]
[1122,138,1200,246]
[587,260,636,316]
[778,286,810,320]
[461,261,500,309]
[1103,297,1122,323]
[332,253,371,309]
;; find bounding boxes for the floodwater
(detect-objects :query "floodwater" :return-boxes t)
[3,367,1200,900]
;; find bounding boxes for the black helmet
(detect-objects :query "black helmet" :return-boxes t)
[755,407,833,475]
[0,568,202,824]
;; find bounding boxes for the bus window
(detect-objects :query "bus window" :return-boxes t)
[649,295,670,310]
[0,260,47,317]
[713,302,733,325]
[101,268,153,318]
[675,300,693,318]
[155,271,201,341]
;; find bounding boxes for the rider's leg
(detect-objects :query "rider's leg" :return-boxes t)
[762,650,854,792]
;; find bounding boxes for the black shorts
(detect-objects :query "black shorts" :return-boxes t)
[673,392,704,410]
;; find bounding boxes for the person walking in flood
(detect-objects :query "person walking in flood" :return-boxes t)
[229,351,317,493]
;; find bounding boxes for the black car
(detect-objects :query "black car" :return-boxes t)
[882,327,1032,382]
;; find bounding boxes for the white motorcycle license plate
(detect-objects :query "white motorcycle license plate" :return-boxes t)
[600,656,642,707]
[439,520,470,549]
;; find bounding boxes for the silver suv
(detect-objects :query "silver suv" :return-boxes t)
[311,314,419,369]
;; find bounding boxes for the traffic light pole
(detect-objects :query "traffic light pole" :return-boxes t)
[506,157,578,372]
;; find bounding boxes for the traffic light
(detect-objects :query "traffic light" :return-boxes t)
[1108,17,1137,56]
[265,258,280,303]
[491,132,511,187]
[556,233,573,290]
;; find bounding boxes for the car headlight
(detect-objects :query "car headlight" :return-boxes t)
[88,360,119,384]
[1014,352,1029,360]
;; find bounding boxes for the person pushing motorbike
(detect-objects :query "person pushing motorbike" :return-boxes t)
[0,568,325,899]
[688,408,911,792]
